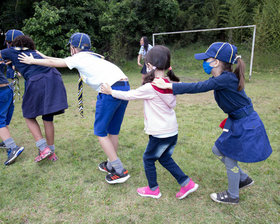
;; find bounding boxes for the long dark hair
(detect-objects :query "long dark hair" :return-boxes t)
[142,36,149,53]
[143,45,180,84]
[220,56,245,91]
[11,35,36,50]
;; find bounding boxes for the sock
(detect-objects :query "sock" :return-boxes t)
[36,138,47,152]
[48,145,55,153]
[110,158,124,175]
[150,186,158,191]
[181,177,190,187]
[107,158,113,170]
[4,138,17,150]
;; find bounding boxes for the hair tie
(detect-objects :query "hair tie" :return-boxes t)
[232,55,241,64]
[168,66,172,71]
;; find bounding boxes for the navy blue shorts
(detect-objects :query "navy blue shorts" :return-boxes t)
[94,81,130,137]
[0,86,14,128]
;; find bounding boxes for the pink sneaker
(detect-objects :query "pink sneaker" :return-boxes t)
[137,186,162,199]
[48,152,58,161]
[35,147,52,162]
[176,178,199,200]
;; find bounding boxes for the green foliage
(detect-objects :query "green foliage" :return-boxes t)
[254,0,280,52]
[1,0,279,61]
[100,0,180,63]
[22,1,67,57]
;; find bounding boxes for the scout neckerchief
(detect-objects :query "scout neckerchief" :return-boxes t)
[12,72,21,103]
[78,52,105,118]
[11,47,29,103]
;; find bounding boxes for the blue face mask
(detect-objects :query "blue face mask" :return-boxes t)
[203,60,215,75]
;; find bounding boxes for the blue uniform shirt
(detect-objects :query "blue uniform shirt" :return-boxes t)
[0,61,8,84]
[1,48,57,80]
[172,72,251,113]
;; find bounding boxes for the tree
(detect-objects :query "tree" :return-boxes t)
[22,1,67,57]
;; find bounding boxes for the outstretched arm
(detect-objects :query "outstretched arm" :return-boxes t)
[152,77,173,89]
[137,54,142,67]
[101,83,113,95]
[18,52,67,68]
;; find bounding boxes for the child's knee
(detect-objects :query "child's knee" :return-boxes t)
[212,145,225,161]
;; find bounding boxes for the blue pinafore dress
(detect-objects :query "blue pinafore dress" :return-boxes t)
[0,47,68,118]
[172,71,272,163]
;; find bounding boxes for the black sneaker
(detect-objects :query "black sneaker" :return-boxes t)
[98,161,115,173]
[210,190,239,205]
[105,169,130,184]
[0,141,6,149]
[4,146,24,166]
[239,176,254,189]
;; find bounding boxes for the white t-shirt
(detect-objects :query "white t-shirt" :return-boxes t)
[64,51,127,91]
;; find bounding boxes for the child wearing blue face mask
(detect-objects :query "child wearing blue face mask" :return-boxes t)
[152,42,272,204]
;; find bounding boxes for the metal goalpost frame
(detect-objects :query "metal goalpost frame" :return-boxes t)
[152,25,256,80]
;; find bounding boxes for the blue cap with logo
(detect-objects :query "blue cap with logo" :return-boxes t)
[68,33,91,50]
[5,29,24,42]
[195,42,238,64]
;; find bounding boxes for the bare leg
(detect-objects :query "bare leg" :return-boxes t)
[25,118,43,141]
[142,74,146,84]
[43,120,54,146]
[98,136,118,161]
[108,134,118,153]
[0,126,11,141]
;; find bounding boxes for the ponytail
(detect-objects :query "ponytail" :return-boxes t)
[166,69,180,82]
[142,69,155,85]
[234,58,245,91]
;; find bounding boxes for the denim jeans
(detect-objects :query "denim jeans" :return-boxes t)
[143,134,189,189]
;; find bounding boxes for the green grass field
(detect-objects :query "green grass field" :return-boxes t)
[0,47,279,223]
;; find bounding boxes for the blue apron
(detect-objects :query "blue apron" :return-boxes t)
[215,104,272,163]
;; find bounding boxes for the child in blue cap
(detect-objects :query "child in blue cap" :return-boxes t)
[152,42,272,204]
[0,61,24,165]
[4,29,24,79]
[0,35,68,163]
[18,32,131,184]
[0,29,25,165]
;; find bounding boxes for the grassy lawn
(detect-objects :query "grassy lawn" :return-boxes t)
[0,47,279,223]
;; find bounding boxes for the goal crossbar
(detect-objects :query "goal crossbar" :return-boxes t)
[152,25,256,80]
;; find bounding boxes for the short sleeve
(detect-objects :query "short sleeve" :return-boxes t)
[64,55,77,70]
[0,48,11,61]
[138,46,144,55]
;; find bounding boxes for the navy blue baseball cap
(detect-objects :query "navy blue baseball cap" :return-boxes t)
[195,42,238,64]
[5,29,24,42]
[68,33,91,50]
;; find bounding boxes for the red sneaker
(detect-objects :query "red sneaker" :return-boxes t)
[35,147,52,162]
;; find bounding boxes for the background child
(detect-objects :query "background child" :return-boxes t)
[102,45,198,199]
[0,35,68,162]
[153,42,272,204]
[18,33,130,184]
[137,36,153,83]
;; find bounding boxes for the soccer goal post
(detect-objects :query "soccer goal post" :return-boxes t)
[152,25,256,80]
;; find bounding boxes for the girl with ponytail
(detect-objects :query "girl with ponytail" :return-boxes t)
[153,42,272,205]
[101,45,199,199]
